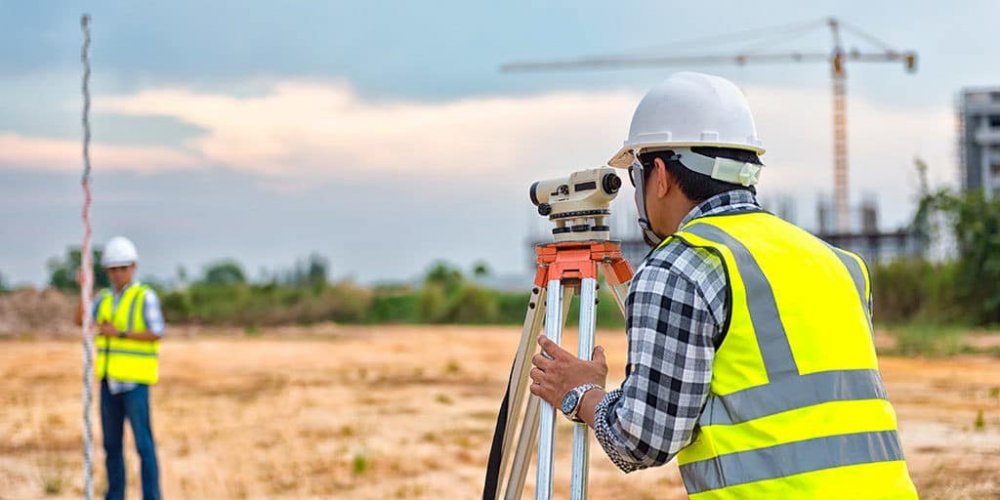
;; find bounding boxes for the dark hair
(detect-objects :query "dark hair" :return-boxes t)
[639,146,761,202]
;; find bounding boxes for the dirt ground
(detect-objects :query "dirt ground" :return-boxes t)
[1,325,998,499]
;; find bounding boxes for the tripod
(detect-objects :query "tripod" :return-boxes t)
[484,240,633,500]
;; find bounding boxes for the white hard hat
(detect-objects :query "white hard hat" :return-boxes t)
[101,236,139,267]
[608,72,765,168]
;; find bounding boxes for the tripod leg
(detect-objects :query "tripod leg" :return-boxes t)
[504,395,539,500]
[570,277,598,500]
[485,284,548,500]
[600,262,631,318]
[536,280,572,500]
[506,286,574,500]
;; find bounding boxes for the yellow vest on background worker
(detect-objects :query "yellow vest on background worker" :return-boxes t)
[95,283,159,385]
[667,211,916,499]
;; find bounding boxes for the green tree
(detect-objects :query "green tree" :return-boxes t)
[305,254,328,287]
[920,188,1000,325]
[418,283,449,323]
[48,247,110,292]
[445,285,499,324]
[424,261,464,294]
[472,261,491,279]
[176,265,189,287]
[201,259,247,286]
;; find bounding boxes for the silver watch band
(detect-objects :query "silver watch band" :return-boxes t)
[565,383,602,423]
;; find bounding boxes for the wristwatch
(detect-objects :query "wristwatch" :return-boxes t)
[560,383,602,423]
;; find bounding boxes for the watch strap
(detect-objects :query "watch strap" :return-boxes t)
[564,383,602,423]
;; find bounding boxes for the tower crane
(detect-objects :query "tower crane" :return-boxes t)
[502,18,917,233]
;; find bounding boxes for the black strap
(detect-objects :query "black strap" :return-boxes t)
[482,362,516,500]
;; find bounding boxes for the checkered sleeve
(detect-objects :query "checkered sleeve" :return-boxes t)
[592,245,722,473]
[143,289,166,335]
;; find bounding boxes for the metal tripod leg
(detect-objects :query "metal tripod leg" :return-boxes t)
[570,277,598,500]
[535,279,567,500]
[600,263,630,317]
[486,242,634,500]
[504,286,574,500]
[492,284,547,500]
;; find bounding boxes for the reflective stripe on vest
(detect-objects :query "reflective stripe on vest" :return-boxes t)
[666,213,915,498]
[95,283,160,385]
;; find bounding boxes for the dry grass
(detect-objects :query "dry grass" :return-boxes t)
[0,324,998,499]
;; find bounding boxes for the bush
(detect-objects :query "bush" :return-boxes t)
[324,281,372,323]
[873,259,960,324]
[496,291,532,324]
[418,284,449,323]
[160,290,193,322]
[368,291,421,324]
[886,187,1000,326]
[443,285,499,324]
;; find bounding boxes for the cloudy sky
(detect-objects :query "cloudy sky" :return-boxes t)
[2,1,997,286]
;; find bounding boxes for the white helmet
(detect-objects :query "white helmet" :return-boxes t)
[101,236,139,267]
[608,71,765,169]
[612,73,765,248]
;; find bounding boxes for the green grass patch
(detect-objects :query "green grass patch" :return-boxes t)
[882,324,972,357]
[352,449,369,475]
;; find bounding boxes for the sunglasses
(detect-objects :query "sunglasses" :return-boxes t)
[628,156,652,189]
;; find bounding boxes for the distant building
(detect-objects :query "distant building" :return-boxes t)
[959,86,1000,198]
[814,196,925,267]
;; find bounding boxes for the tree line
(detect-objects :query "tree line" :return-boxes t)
[25,180,1000,328]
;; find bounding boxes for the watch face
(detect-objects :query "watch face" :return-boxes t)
[561,391,579,414]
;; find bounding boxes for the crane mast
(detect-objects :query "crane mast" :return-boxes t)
[501,17,917,233]
[830,19,849,232]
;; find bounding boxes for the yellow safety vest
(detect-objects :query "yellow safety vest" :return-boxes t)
[663,212,916,499]
[95,283,160,385]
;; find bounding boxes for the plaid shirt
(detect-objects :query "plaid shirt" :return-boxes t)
[593,190,761,473]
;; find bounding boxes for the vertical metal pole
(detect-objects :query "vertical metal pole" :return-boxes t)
[507,287,573,500]
[79,14,95,500]
[570,277,598,500]
[491,284,547,500]
[535,280,564,500]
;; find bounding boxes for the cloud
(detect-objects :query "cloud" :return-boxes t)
[743,85,955,191]
[739,85,954,227]
[0,133,201,173]
[96,81,638,180]
[6,79,954,227]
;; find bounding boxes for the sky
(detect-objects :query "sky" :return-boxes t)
[2,0,997,287]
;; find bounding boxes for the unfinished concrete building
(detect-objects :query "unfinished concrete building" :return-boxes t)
[959,86,1000,198]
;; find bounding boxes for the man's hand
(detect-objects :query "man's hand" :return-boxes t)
[97,322,119,337]
[529,335,608,408]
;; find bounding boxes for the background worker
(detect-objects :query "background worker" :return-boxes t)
[528,72,917,497]
[78,236,164,500]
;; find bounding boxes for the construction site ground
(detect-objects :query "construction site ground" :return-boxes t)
[1,324,998,499]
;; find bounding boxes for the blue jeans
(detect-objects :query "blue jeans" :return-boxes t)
[100,380,161,500]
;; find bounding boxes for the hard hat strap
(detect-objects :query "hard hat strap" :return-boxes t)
[671,147,764,187]
[629,150,665,247]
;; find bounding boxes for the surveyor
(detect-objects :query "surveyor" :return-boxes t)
[78,236,163,500]
[528,72,917,497]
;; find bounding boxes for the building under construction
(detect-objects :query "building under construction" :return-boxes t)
[959,86,1000,199]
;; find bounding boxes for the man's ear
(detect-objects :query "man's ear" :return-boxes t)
[653,157,671,198]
